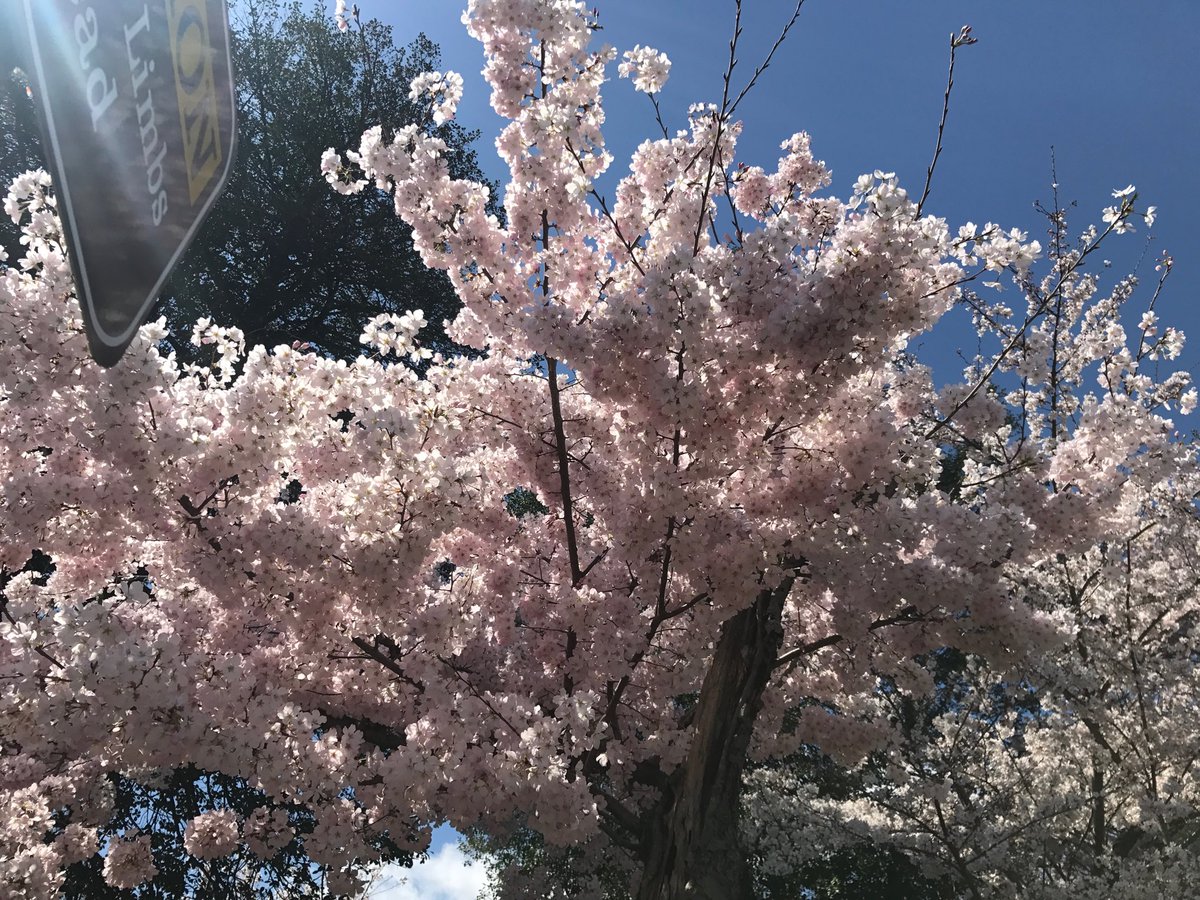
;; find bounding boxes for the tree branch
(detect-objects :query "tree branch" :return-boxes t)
[915,26,976,218]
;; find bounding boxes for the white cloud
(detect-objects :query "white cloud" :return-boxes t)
[368,843,491,900]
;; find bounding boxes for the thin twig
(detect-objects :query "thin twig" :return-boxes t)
[916,26,976,218]
[437,654,522,738]
[726,0,807,120]
[690,0,743,255]
[649,93,670,141]
[774,605,924,670]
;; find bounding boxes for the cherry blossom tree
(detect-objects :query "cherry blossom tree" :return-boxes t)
[743,455,1200,899]
[0,2,1193,899]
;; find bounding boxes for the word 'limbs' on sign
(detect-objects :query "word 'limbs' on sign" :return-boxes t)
[20,0,236,367]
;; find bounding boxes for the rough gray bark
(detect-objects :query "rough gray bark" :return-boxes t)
[634,578,791,900]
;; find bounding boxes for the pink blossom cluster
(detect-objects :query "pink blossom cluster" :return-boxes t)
[409,70,465,125]
[333,0,355,33]
[618,45,671,94]
[182,809,240,860]
[359,310,432,362]
[243,806,294,859]
[101,834,157,890]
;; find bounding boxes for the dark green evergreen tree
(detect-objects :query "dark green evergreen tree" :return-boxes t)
[0,10,45,260]
[0,0,493,361]
[54,768,391,899]
[160,0,494,360]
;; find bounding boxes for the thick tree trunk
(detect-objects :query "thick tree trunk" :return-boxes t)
[635,580,790,900]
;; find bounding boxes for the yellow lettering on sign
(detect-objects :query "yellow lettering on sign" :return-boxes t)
[167,0,221,205]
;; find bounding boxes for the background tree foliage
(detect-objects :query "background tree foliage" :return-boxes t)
[0,14,44,261]
[161,0,495,360]
[0,0,494,360]
[54,767,399,899]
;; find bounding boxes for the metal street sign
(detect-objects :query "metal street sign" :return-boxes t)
[20,0,236,367]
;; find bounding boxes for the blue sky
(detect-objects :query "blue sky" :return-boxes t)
[371,0,1200,392]
[368,839,489,900]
